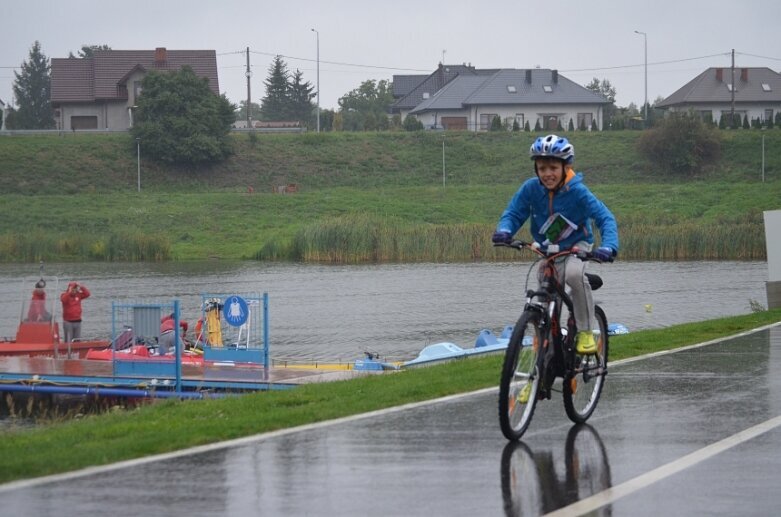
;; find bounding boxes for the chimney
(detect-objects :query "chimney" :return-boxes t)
[155,47,167,67]
[552,69,558,84]
[741,68,748,81]
[525,69,532,84]
[715,68,723,82]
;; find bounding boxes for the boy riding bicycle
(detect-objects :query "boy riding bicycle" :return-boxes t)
[492,134,619,355]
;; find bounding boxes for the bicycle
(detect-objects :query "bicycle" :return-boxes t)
[496,240,611,441]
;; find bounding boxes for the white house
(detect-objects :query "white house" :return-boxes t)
[392,65,610,131]
[656,67,781,125]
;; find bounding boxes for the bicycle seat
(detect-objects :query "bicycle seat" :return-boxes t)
[586,273,602,291]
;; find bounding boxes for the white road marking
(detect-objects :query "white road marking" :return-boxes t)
[2,321,779,494]
[544,416,781,516]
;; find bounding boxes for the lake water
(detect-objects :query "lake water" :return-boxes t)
[0,261,769,362]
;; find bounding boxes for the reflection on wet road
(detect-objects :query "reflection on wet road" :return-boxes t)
[1,325,780,516]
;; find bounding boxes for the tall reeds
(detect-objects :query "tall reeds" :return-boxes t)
[0,232,171,262]
[257,216,767,263]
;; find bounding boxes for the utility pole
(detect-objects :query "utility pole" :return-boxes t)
[246,47,252,128]
[730,48,736,127]
[634,30,648,123]
[311,28,320,132]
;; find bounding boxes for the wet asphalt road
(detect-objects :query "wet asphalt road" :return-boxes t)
[1,325,780,516]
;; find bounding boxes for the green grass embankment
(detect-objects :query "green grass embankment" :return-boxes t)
[0,130,779,262]
[1,308,780,484]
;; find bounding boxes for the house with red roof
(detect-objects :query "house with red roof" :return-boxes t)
[50,47,219,131]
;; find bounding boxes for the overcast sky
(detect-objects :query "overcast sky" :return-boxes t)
[2,0,780,111]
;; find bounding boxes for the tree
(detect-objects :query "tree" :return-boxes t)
[490,115,502,131]
[235,100,262,123]
[260,55,290,121]
[402,114,423,131]
[636,112,721,175]
[10,41,54,129]
[585,77,617,128]
[68,44,111,58]
[130,66,236,164]
[288,69,315,126]
[337,79,394,131]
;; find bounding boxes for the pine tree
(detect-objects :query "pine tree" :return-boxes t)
[260,56,290,121]
[288,69,315,126]
[11,41,54,129]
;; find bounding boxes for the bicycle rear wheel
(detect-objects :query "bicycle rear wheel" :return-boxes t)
[563,305,608,424]
[499,311,544,440]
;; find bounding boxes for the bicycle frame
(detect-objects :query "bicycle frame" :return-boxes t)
[497,240,611,440]
[523,248,578,398]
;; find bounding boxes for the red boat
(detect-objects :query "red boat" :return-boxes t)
[0,276,109,358]
[0,320,109,358]
[85,345,205,365]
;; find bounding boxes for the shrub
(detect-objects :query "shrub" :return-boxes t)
[636,112,722,175]
[402,115,423,131]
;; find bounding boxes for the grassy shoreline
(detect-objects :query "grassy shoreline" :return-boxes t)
[1,308,780,484]
[0,130,779,262]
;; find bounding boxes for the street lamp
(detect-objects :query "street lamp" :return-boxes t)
[135,137,141,192]
[311,28,320,132]
[634,30,648,123]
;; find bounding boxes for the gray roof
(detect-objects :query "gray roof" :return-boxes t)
[393,74,428,98]
[391,64,497,112]
[410,75,495,113]
[657,67,781,107]
[410,68,609,114]
[51,48,219,104]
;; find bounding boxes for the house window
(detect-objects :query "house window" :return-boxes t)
[134,81,143,100]
[765,109,774,122]
[726,83,734,92]
[543,85,553,93]
[577,113,593,130]
[422,92,430,99]
[698,110,713,123]
[544,115,559,130]
[762,83,771,92]
[514,114,524,128]
[507,85,517,93]
[480,113,499,130]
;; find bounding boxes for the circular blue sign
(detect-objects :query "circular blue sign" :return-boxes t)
[223,295,249,327]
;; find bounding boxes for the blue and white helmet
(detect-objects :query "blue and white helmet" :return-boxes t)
[529,134,574,164]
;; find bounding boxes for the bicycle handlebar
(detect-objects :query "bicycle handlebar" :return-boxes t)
[493,240,614,263]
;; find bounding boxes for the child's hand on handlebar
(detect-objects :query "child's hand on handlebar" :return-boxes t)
[593,247,615,262]
[491,231,513,244]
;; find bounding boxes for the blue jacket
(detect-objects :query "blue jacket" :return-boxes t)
[496,170,619,252]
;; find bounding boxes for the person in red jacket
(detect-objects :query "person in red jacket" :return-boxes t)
[27,279,51,322]
[60,282,90,343]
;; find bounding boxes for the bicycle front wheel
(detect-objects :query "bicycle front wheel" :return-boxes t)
[499,310,544,441]
[563,305,609,424]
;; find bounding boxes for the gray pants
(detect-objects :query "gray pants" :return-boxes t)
[63,320,82,343]
[158,330,175,355]
[540,249,594,333]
